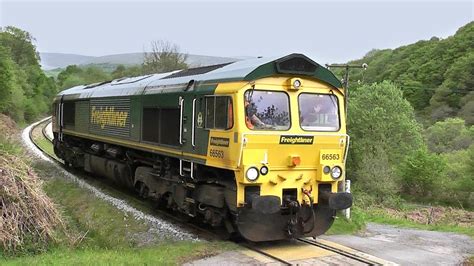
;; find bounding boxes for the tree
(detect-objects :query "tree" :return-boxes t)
[112,64,127,79]
[429,51,474,124]
[142,40,188,74]
[56,65,111,91]
[0,26,56,122]
[346,81,425,203]
[425,118,473,153]
[0,26,40,67]
[57,65,83,88]
[347,81,424,172]
[0,46,16,111]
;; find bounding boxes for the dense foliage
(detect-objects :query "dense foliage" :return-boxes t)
[0,26,56,122]
[56,65,111,91]
[347,82,423,204]
[344,22,473,125]
[348,82,473,208]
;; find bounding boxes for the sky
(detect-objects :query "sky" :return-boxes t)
[0,0,473,63]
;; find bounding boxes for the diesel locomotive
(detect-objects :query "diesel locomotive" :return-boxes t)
[52,54,353,241]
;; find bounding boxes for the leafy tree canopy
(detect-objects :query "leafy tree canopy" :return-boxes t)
[0,26,56,122]
[340,22,473,125]
[425,117,473,153]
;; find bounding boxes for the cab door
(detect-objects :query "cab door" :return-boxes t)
[191,96,210,156]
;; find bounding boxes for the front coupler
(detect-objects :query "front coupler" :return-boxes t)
[235,191,352,242]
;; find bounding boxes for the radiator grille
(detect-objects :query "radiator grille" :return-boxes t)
[89,98,131,138]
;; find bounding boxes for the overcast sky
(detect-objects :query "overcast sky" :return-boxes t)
[0,0,472,63]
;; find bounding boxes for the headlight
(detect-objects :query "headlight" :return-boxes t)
[246,167,259,181]
[293,79,301,89]
[330,166,342,179]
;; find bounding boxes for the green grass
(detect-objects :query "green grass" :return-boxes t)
[326,209,366,235]
[1,242,232,265]
[30,121,56,158]
[36,137,55,156]
[0,135,23,155]
[362,207,474,237]
[42,177,149,248]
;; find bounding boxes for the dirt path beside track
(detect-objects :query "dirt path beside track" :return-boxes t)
[321,223,473,265]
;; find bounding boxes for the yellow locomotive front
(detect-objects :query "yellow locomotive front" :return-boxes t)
[208,75,352,241]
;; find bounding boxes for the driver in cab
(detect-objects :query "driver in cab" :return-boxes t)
[245,100,266,129]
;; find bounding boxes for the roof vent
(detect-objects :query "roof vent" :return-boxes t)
[275,54,318,76]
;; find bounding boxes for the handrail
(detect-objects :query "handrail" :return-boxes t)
[191,98,196,147]
[179,97,184,145]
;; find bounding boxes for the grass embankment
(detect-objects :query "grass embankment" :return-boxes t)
[1,120,236,264]
[3,243,222,265]
[2,163,235,265]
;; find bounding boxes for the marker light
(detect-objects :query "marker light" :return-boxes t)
[246,167,259,181]
[260,166,269,175]
[323,166,331,174]
[330,166,342,179]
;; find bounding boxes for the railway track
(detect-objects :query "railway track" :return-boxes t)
[29,118,395,266]
[240,237,391,265]
[297,238,384,265]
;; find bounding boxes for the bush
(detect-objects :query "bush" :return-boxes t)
[353,145,402,207]
[398,148,446,198]
[439,145,474,208]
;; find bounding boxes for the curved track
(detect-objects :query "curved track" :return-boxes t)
[29,118,394,265]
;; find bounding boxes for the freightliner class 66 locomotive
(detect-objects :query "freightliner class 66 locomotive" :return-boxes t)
[52,54,353,241]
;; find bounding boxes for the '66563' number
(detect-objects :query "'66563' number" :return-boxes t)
[321,154,340,160]
[209,149,224,159]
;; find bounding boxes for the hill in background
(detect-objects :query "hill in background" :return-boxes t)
[344,22,473,125]
[40,52,241,72]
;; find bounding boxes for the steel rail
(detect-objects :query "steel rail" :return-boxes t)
[239,242,292,266]
[298,238,382,265]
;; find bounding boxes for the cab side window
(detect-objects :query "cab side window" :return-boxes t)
[205,96,233,130]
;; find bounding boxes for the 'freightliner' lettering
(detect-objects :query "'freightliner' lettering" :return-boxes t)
[279,135,314,145]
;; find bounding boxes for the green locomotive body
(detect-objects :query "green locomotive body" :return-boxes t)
[52,54,352,241]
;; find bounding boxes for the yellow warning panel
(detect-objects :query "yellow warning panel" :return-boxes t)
[243,240,334,262]
[239,250,276,264]
[316,239,397,265]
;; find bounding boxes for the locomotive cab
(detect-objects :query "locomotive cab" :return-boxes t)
[230,77,351,241]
